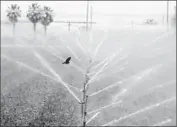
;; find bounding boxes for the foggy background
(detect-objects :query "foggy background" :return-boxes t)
[1,1,176,28]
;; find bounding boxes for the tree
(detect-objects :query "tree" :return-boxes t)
[6,4,21,36]
[26,3,41,34]
[40,30,168,126]
[34,32,125,126]
[40,6,54,36]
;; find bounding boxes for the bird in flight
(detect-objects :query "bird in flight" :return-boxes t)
[62,57,71,64]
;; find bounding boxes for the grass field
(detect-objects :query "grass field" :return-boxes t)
[1,24,176,126]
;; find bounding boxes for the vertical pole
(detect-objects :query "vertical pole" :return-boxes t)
[81,70,90,127]
[33,23,36,39]
[90,6,93,30]
[44,25,47,36]
[86,0,89,31]
[162,16,164,24]
[167,0,169,26]
[68,22,71,31]
[174,6,176,25]
[33,23,36,33]
[82,87,86,127]
[12,23,15,37]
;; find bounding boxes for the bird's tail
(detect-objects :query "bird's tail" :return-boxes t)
[62,62,66,64]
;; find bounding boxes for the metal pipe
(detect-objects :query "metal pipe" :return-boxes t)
[86,0,89,31]
[90,6,93,30]
[167,0,169,26]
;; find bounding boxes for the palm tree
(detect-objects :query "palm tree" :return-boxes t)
[6,4,21,36]
[26,3,41,33]
[40,6,54,36]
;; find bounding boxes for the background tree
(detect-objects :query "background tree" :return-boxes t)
[40,6,54,36]
[26,3,41,34]
[6,4,21,36]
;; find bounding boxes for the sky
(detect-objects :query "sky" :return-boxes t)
[1,1,176,21]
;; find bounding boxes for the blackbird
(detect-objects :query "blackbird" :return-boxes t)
[62,57,71,64]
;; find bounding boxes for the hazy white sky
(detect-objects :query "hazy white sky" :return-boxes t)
[1,1,176,20]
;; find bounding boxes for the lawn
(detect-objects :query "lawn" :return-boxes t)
[1,23,176,126]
